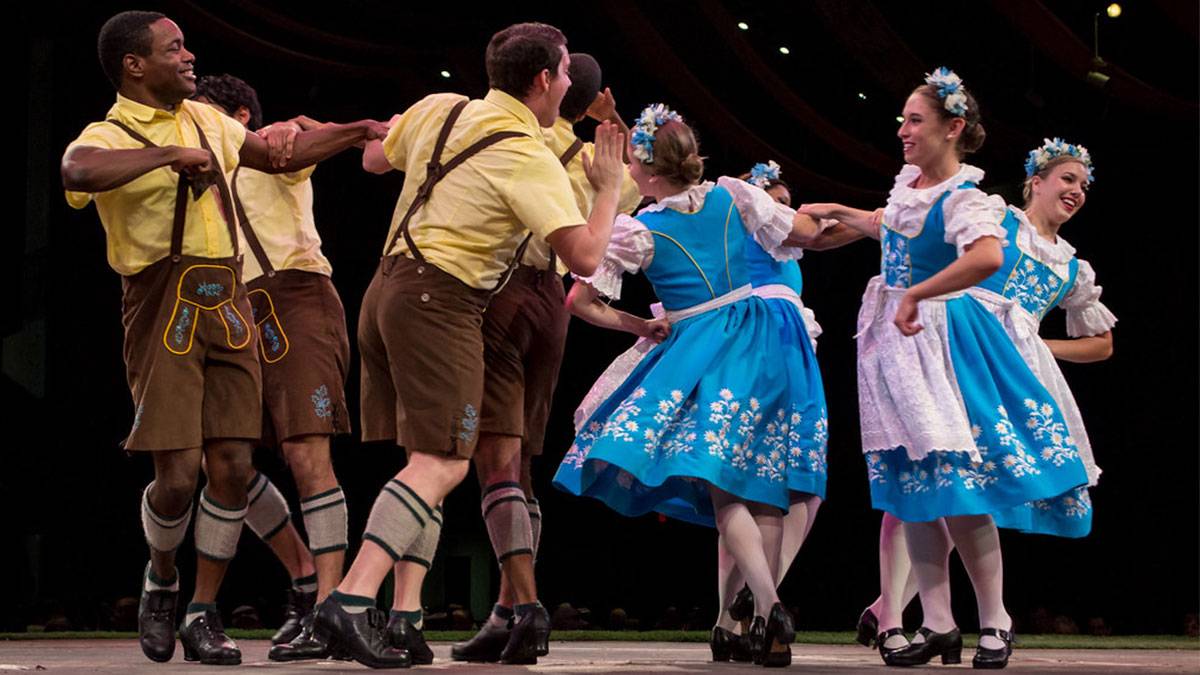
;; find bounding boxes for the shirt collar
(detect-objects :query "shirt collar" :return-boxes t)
[484,89,542,136]
[114,93,179,123]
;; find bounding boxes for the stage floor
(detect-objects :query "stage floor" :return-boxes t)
[1,640,1197,672]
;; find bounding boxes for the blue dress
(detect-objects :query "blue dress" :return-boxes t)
[554,181,820,526]
[744,234,829,499]
[858,165,1090,524]
[973,207,1113,538]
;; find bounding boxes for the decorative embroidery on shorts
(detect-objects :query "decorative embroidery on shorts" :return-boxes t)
[312,385,332,420]
[196,282,224,298]
[458,404,479,444]
[264,323,283,356]
[171,306,192,349]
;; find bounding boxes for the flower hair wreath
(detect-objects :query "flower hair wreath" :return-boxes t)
[1024,138,1095,183]
[747,160,781,189]
[631,103,683,164]
[924,67,968,117]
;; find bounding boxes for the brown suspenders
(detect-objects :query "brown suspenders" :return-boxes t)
[537,137,585,273]
[106,117,240,263]
[230,166,277,277]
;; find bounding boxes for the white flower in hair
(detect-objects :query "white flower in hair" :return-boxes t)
[924,66,968,117]
[1024,137,1095,182]
[748,160,781,189]
[630,103,683,164]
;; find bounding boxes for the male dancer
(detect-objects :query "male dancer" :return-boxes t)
[193,74,353,661]
[445,52,642,664]
[61,11,383,665]
[319,23,625,668]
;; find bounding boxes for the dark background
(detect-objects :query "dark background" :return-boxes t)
[8,1,1197,635]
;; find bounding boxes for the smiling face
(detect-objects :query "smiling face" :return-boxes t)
[1028,159,1089,226]
[526,46,572,128]
[897,91,962,169]
[134,18,196,103]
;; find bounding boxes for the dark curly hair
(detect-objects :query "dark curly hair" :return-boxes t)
[195,74,263,130]
[485,23,567,99]
[97,10,165,90]
[560,53,602,121]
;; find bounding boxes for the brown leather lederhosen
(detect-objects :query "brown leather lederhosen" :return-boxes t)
[229,167,352,442]
[109,118,261,450]
[477,137,583,454]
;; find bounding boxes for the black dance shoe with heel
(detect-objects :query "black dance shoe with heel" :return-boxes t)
[728,585,755,633]
[755,602,795,668]
[972,627,1014,669]
[881,626,962,667]
[875,627,910,664]
[856,607,879,647]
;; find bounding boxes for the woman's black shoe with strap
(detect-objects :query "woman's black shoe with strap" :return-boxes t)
[875,627,909,664]
[881,626,962,667]
[972,627,1014,669]
[856,607,879,647]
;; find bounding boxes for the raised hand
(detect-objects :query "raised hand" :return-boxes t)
[582,121,625,194]
[586,87,618,122]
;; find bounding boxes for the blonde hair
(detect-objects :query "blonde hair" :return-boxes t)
[1022,155,1089,207]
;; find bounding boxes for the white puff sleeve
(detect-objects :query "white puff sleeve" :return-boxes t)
[1060,259,1118,337]
[572,213,654,300]
[717,176,803,261]
[941,189,1008,255]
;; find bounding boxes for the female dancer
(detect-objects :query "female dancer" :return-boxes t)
[850,138,1115,658]
[713,162,826,663]
[555,106,824,666]
[800,68,1091,669]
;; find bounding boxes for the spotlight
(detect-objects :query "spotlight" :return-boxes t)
[857,92,867,101]
[1106,3,1121,18]
[779,46,790,55]
[895,116,904,123]
[440,70,451,79]
[737,21,749,30]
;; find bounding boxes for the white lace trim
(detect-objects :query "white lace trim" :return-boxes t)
[1011,208,1077,273]
[573,213,653,300]
[1060,259,1118,337]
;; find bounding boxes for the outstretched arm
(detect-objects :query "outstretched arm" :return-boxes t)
[798,203,884,240]
[62,144,214,193]
[566,280,670,341]
[239,119,388,173]
[1043,332,1113,363]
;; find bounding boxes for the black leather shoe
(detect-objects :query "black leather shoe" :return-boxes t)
[386,615,434,665]
[729,584,755,633]
[269,610,337,662]
[499,607,549,665]
[882,626,962,667]
[137,585,178,663]
[972,627,1014,669]
[758,602,795,668]
[875,627,910,664]
[272,588,316,645]
[313,598,411,669]
[179,609,241,666]
[532,603,551,656]
[451,620,510,662]
[856,607,879,647]
[711,626,737,662]
[747,617,766,664]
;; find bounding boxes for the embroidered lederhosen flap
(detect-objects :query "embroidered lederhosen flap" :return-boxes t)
[247,287,289,363]
[163,264,252,355]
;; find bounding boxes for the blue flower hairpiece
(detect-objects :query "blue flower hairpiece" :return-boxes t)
[924,67,968,117]
[630,103,683,164]
[1024,138,1095,183]
[747,160,781,189]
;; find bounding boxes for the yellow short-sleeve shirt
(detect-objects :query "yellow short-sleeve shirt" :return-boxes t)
[233,165,332,282]
[379,90,585,290]
[65,95,247,276]
[522,116,643,273]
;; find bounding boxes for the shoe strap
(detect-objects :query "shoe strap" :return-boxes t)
[979,627,1014,643]
[877,627,907,640]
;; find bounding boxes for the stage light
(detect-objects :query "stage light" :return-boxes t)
[779,46,790,55]
[895,116,904,123]
[1106,3,1121,18]
[440,70,451,79]
[857,92,867,101]
[737,21,749,30]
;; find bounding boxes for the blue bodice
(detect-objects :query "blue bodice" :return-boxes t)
[640,186,751,310]
[881,181,975,288]
[744,232,803,294]
[978,210,1079,320]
